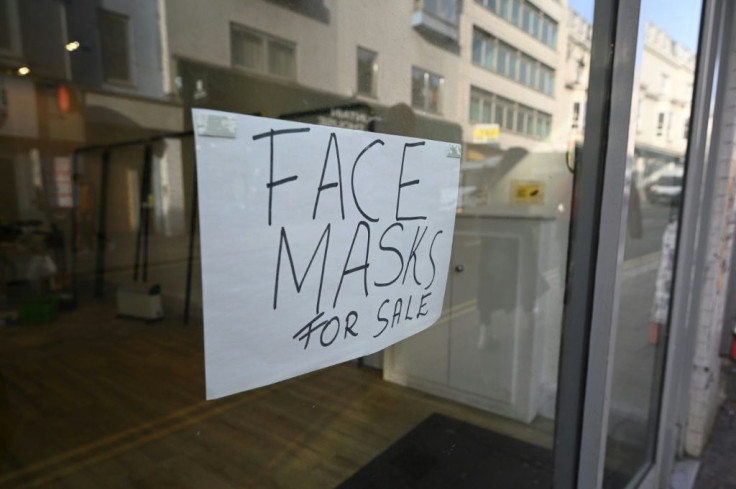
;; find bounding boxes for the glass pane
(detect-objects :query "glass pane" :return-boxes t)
[267,40,295,78]
[602,0,703,487]
[357,47,377,96]
[484,39,495,69]
[472,30,483,64]
[231,27,263,71]
[0,0,598,487]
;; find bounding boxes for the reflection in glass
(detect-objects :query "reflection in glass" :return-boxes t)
[602,1,701,487]
[0,0,598,486]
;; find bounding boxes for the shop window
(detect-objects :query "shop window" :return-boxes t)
[231,24,296,80]
[356,47,377,97]
[411,66,443,114]
[99,10,131,83]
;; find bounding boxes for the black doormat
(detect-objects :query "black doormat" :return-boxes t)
[336,413,553,489]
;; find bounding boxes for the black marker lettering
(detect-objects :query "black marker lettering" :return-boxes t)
[293,312,326,349]
[351,139,384,223]
[402,226,428,285]
[274,224,330,314]
[417,292,432,318]
[320,316,340,347]
[313,133,345,220]
[253,127,310,225]
[333,221,371,308]
[374,222,404,288]
[374,299,390,338]
[404,295,414,321]
[396,141,427,221]
[425,230,443,290]
[391,298,403,328]
[344,311,359,339]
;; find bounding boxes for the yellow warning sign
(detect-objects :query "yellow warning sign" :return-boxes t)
[511,180,545,205]
[472,124,500,143]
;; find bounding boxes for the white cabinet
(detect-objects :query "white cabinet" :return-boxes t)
[384,212,568,423]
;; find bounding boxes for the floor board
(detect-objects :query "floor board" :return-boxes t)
[0,302,553,488]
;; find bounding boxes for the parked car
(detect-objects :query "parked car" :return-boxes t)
[646,167,684,204]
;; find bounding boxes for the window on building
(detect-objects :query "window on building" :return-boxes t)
[99,10,131,83]
[231,24,296,79]
[530,9,540,38]
[500,0,511,19]
[511,0,521,24]
[477,0,557,48]
[537,112,552,138]
[497,43,509,76]
[411,67,443,114]
[666,111,673,140]
[684,117,690,139]
[529,62,538,89]
[657,112,665,136]
[508,50,518,79]
[519,55,530,84]
[356,47,377,97]
[268,40,296,78]
[472,27,554,96]
[470,87,551,139]
[572,102,580,128]
[425,0,458,24]
[517,104,533,133]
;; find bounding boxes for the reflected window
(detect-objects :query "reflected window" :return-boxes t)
[572,102,580,128]
[99,10,131,83]
[411,66,443,114]
[470,87,550,139]
[657,112,665,137]
[356,47,378,97]
[472,27,554,96]
[424,0,458,24]
[231,24,296,79]
[477,0,556,48]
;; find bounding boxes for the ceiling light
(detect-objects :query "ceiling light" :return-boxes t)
[17,66,30,76]
[65,41,80,52]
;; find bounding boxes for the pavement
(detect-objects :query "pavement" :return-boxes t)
[692,361,736,489]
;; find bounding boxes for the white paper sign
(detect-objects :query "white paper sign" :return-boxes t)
[193,109,460,399]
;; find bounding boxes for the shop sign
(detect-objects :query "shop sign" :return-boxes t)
[511,180,545,205]
[193,109,460,399]
[472,123,500,143]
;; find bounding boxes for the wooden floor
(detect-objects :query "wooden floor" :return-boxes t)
[0,301,553,489]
